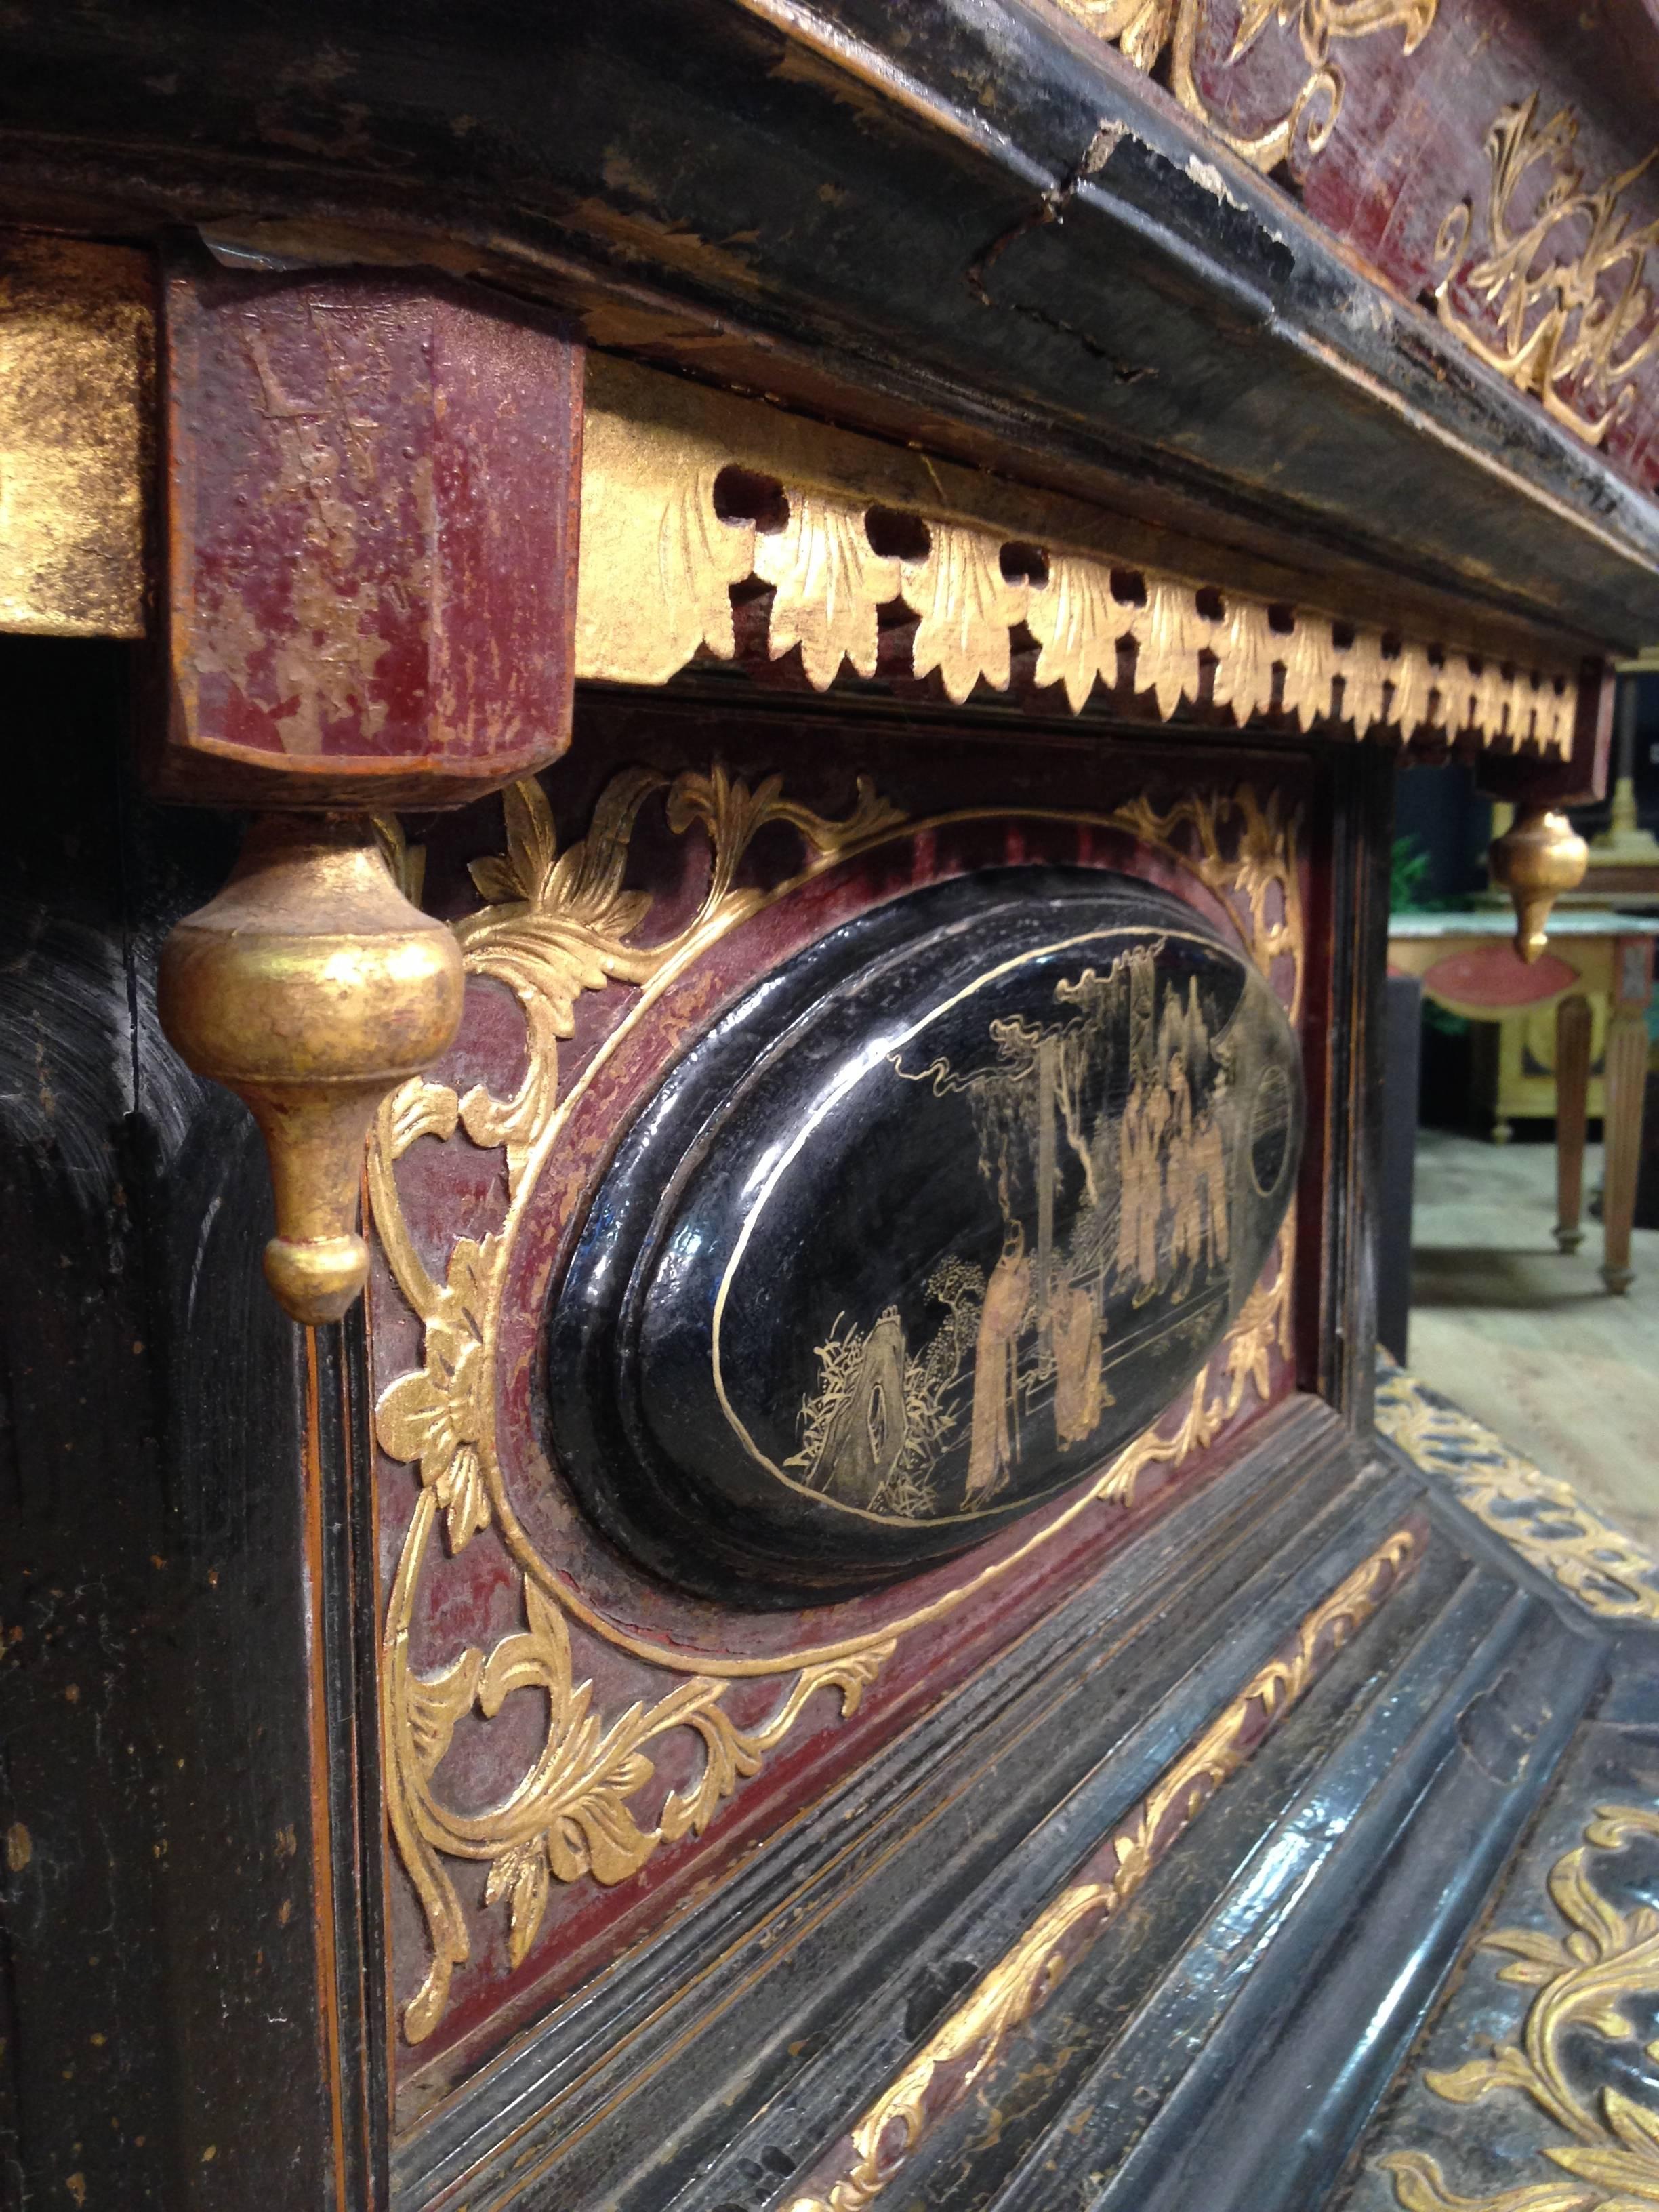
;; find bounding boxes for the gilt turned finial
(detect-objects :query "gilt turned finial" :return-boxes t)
[1488,805,1589,962]
[158,816,465,1324]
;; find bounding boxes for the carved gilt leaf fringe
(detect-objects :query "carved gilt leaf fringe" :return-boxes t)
[578,371,1576,758]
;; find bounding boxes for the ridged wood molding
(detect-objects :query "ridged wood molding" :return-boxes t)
[577,355,1578,757]
[784,1523,1423,2212]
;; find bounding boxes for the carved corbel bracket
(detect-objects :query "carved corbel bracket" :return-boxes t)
[150,247,583,1321]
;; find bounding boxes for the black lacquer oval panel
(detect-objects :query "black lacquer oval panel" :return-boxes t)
[548,868,1302,1604]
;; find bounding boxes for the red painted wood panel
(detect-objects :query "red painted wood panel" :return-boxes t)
[158,257,582,808]
[369,703,1327,2116]
[1181,0,1659,497]
[1421,943,1579,1006]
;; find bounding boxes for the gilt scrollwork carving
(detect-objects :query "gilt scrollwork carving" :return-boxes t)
[372,768,901,2041]
[1375,1359,1659,1623]
[1435,94,1659,451]
[785,1525,1421,2212]
[1380,1803,1659,2212]
[369,771,1305,2042]
[1050,0,1438,178]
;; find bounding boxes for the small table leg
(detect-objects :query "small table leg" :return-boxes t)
[1554,994,1592,1252]
[1601,1008,1647,1294]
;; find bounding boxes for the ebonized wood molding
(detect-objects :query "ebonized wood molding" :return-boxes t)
[1,1,1658,647]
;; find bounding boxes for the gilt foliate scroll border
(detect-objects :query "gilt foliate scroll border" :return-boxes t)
[1375,1357,1659,1624]
[577,355,1576,758]
[784,1523,1422,2212]
[1049,0,1437,180]
[1380,1803,1659,2212]
[1435,94,1659,455]
[368,769,1307,2045]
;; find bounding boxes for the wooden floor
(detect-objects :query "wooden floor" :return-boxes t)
[1407,1127,1659,1549]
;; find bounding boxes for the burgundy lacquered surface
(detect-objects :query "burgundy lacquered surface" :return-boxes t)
[1188,0,1659,497]
[158,258,582,808]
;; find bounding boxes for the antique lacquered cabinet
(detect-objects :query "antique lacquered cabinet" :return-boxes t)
[6,5,1659,2211]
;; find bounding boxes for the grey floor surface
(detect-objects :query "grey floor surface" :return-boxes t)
[1407,1126,1659,1549]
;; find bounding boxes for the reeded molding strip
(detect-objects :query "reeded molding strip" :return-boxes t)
[578,354,1576,756]
[1376,1355,1659,1622]
[782,1523,1423,2212]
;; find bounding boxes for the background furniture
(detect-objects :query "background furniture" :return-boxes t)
[1389,910,1659,1290]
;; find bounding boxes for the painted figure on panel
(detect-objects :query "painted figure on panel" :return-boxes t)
[791,938,1244,1519]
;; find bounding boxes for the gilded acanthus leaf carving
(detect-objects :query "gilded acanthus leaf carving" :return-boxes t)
[1081,0,1173,75]
[1026,553,1136,711]
[577,398,756,684]
[1336,631,1389,734]
[1435,94,1659,451]
[661,462,760,663]
[384,1075,460,1159]
[666,762,905,904]
[1541,679,1574,754]
[1437,655,1479,741]
[1210,595,1279,725]
[1470,659,1508,744]
[901,520,1028,704]
[369,771,1305,2043]
[1134,575,1212,718]
[404,1648,483,1780]
[1379,1803,1659,2212]
[657,1646,893,1847]
[1386,642,1439,741]
[1279,617,1337,729]
[454,771,669,1191]
[1500,670,1535,749]
[375,1233,496,1553]
[1103,785,1305,1021]
[754,491,901,688]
